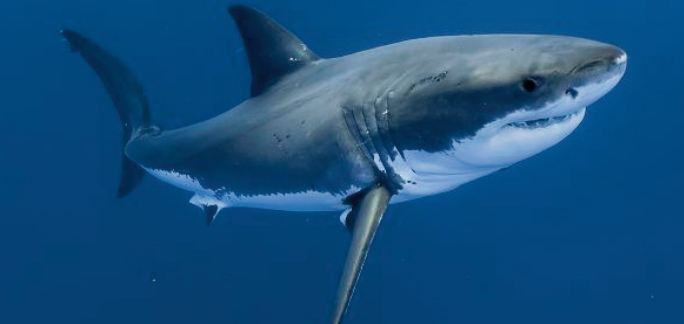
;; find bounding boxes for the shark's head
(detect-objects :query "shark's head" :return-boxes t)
[390,35,627,178]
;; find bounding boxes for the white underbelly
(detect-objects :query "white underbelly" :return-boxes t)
[392,167,500,203]
[143,167,356,212]
[221,190,353,212]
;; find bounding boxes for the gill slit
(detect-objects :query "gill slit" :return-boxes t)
[342,100,404,192]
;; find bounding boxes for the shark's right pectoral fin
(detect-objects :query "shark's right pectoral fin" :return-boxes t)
[332,184,392,324]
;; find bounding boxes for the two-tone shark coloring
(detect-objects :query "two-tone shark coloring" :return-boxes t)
[63,5,626,323]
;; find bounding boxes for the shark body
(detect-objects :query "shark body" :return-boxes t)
[63,5,626,323]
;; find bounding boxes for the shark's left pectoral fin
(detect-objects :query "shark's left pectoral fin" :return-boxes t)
[332,184,392,324]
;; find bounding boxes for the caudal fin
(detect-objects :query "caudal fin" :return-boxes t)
[62,29,152,197]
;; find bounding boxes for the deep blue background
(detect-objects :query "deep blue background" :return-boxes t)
[1,0,682,323]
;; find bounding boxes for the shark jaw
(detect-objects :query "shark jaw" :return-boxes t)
[393,103,586,203]
[392,67,626,203]
[452,106,586,169]
[459,57,626,169]
[395,53,626,198]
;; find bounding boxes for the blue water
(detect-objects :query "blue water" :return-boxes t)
[2,0,682,323]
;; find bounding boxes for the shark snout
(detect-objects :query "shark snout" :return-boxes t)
[565,45,627,104]
[573,45,627,76]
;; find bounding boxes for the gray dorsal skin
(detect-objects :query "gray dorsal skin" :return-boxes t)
[228,5,320,96]
[63,5,627,323]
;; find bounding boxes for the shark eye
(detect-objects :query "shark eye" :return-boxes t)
[521,78,540,92]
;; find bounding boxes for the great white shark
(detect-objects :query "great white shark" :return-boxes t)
[63,5,627,323]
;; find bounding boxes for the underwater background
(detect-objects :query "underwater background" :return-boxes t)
[1,0,682,323]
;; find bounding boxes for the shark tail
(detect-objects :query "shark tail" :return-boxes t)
[62,29,154,197]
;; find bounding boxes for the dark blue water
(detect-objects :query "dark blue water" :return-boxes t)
[2,1,682,323]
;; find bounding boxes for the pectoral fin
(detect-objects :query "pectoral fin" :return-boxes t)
[332,184,392,324]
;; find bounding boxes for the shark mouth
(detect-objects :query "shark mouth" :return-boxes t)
[505,112,579,130]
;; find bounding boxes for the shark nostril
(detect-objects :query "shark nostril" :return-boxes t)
[575,60,605,73]
[566,88,578,99]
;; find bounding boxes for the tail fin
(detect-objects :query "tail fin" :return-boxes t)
[62,29,152,197]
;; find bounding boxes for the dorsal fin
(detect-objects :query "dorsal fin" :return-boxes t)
[228,5,320,96]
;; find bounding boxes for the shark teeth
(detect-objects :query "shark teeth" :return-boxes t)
[505,113,577,130]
